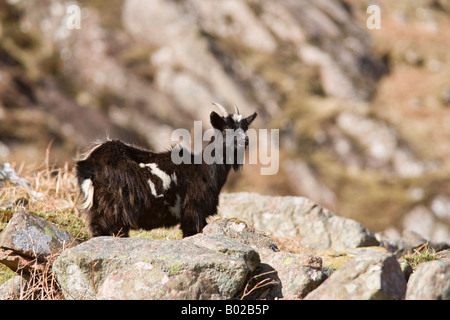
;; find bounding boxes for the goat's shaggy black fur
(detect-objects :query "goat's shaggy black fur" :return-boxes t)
[76,105,257,238]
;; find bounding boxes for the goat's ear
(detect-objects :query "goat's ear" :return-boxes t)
[210,111,225,130]
[245,112,257,126]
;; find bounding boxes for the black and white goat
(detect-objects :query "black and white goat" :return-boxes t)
[75,103,257,238]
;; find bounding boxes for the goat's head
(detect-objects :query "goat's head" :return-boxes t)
[210,102,257,171]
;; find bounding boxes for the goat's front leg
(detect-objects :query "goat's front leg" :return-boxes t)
[87,210,130,238]
[89,222,130,238]
[180,205,206,238]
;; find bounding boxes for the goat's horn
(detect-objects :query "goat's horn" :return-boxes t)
[212,102,228,116]
[234,104,240,115]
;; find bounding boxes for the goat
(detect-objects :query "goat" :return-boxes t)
[75,103,257,238]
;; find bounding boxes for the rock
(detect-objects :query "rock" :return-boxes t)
[431,195,450,221]
[0,162,31,189]
[53,236,258,300]
[201,218,279,252]
[183,232,261,272]
[255,250,323,299]
[405,260,450,300]
[376,228,450,255]
[398,259,414,282]
[304,252,406,300]
[98,268,221,300]
[436,249,450,263]
[123,0,252,125]
[0,163,42,200]
[402,205,450,244]
[318,245,418,284]
[0,275,28,300]
[336,112,427,178]
[0,210,80,272]
[376,229,428,256]
[276,0,386,101]
[218,193,379,251]
[283,159,337,210]
[202,218,323,299]
[319,246,390,271]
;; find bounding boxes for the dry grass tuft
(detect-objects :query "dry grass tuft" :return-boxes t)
[403,242,437,270]
[237,270,279,300]
[9,253,64,300]
[0,160,88,239]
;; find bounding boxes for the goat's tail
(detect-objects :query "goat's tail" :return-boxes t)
[79,178,94,210]
[75,161,95,210]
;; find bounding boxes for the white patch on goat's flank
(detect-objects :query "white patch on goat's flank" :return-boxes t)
[141,163,171,191]
[169,194,182,219]
[147,179,163,198]
[232,114,243,122]
[80,179,94,209]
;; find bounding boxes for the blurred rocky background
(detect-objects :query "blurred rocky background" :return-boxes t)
[0,0,449,243]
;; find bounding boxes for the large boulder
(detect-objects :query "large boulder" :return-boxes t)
[53,235,259,300]
[219,193,379,251]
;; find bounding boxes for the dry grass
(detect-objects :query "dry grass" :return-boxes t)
[0,161,88,240]
[6,254,64,300]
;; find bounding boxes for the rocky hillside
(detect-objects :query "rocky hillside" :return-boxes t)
[0,165,449,299]
[0,0,450,243]
[1,197,449,300]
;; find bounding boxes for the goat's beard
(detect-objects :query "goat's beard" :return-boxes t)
[231,145,246,172]
[219,147,244,172]
[232,139,248,171]
[212,136,247,172]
